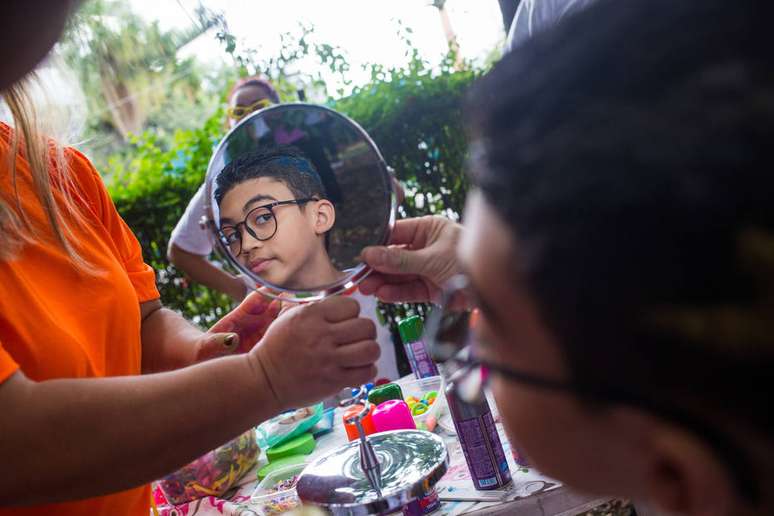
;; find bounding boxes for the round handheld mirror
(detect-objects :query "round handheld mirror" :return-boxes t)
[203,103,395,302]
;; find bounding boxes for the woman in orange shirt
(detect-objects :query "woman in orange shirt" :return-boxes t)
[0,3,380,514]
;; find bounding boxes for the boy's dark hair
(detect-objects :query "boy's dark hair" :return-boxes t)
[214,146,326,206]
[469,0,773,500]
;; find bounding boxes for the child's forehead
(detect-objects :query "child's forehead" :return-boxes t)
[231,176,293,200]
[220,177,295,216]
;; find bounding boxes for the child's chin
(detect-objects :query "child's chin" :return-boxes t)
[261,270,292,289]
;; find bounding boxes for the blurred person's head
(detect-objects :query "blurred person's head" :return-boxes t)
[1,1,95,269]
[464,0,773,514]
[0,1,75,92]
[215,147,340,289]
[226,76,279,128]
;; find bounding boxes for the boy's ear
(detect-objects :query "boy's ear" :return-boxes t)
[312,199,336,234]
[643,423,738,516]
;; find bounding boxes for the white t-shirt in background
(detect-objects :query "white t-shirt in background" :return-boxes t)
[350,290,400,383]
[170,183,212,256]
[506,0,598,52]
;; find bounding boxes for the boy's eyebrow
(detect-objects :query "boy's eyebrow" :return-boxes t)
[244,194,278,213]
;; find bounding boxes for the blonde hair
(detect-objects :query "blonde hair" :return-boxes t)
[1,73,91,269]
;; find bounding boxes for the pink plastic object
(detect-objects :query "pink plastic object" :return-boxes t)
[371,400,417,432]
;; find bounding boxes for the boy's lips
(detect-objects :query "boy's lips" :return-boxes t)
[249,258,275,274]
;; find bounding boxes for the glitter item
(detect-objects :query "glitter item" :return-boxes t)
[251,461,307,515]
[267,474,300,493]
[158,429,259,504]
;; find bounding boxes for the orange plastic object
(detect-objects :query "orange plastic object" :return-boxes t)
[343,404,376,441]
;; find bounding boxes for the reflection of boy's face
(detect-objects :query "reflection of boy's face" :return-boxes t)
[219,177,335,288]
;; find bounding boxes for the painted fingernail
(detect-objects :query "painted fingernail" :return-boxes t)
[224,333,239,349]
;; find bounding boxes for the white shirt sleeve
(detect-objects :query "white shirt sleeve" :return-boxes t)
[351,291,400,382]
[506,0,598,53]
[169,183,214,256]
[506,0,537,52]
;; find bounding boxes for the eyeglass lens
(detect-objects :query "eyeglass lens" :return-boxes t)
[222,206,277,254]
[427,286,491,403]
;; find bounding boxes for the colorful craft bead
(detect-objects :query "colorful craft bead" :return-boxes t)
[411,402,429,416]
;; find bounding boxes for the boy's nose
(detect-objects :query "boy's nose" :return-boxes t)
[239,227,265,255]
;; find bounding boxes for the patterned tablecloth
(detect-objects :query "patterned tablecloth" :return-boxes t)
[151,381,562,516]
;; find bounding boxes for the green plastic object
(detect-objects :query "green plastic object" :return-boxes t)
[255,403,323,449]
[266,432,316,462]
[411,402,429,416]
[368,383,404,406]
[398,315,424,344]
[257,455,308,480]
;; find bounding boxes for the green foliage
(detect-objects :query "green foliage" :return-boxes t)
[215,22,353,102]
[61,0,225,171]
[335,48,481,351]
[337,53,479,221]
[107,110,234,326]
[104,21,484,333]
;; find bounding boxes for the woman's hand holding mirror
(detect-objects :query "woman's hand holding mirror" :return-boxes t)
[248,296,380,410]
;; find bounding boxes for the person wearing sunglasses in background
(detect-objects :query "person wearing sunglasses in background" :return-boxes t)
[167,76,280,301]
[361,0,774,514]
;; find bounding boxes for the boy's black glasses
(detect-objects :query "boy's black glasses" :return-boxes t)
[425,275,760,502]
[218,198,317,255]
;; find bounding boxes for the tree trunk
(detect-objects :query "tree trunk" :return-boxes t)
[435,4,464,71]
[99,59,145,139]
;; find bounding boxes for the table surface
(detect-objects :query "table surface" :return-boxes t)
[153,377,608,515]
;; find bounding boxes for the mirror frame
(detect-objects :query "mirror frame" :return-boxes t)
[202,102,396,302]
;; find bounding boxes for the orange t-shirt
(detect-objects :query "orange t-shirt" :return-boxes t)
[0,122,159,515]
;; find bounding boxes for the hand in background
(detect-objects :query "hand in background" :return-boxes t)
[359,216,462,304]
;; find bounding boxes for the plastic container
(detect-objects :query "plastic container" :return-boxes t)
[158,428,259,505]
[250,461,308,516]
[367,383,404,406]
[399,375,446,431]
[258,454,309,482]
[256,403,323,449]
[343,403,377,441]
[266,432,315,462]
[372,400,416,432]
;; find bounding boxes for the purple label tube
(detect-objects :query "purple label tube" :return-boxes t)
[445,384,512,490]
[402,488,440,515]
[399,316,439,379]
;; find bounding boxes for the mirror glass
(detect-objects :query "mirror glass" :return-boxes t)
[204,103,395,302]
